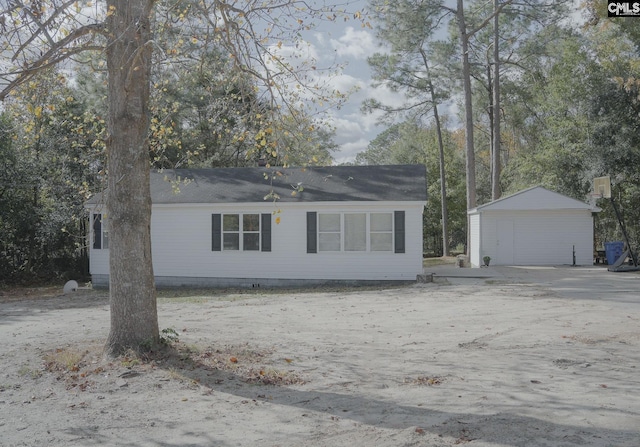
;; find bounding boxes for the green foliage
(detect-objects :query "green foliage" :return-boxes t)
[145,0,340,169]
[0,69,105,284]
[138,328,179,352]
[0,3,342,285]
[363,10,640,256]
[498,22,640,250]
[160,328,180,345]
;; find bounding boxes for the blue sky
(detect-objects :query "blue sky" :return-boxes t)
[314,24,384,163]
[293,8,396,164]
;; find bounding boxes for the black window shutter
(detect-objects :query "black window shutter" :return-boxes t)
[93,214,102,249]
[261,213,271,252]
[211,214,221,251]
[394,211,405,254]
[307,212,317,253]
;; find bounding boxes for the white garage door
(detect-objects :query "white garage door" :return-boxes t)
[510,211,593,266]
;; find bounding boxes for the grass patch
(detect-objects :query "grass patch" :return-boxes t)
[18,364,42,379]
[38,340,305,393]
[403,375,445,386]
[0,383,21,392]
[43,347,86,373]
[119,351,142,368]
[192,343,306,386]
[423,256,457,268]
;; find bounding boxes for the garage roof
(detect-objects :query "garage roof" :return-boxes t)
[468,186,601,213]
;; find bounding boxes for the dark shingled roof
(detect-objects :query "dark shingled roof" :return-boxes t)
[87,165,427,204]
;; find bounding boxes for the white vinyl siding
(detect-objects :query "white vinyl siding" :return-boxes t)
[469,213,481,267]
[89,201,424,283]
[88,212,109,278]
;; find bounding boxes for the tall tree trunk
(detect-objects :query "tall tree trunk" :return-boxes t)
[432,104,450,257]
[491,0,501,200]
[419,50,451,257]
[487,54,494,195]
[105,0,158,356]
[456,0,477,254]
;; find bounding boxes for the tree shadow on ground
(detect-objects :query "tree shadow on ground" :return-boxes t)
[0,290,109,325]
[140,342,637,446]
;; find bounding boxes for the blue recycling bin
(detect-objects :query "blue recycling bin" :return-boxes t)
[604,241,624,265]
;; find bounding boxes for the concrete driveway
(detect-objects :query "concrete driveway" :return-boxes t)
[427,264,640,302]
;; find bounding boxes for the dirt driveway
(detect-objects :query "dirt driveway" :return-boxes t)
[1,266,639,446]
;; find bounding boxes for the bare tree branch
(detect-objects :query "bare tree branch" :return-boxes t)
[1,22,106,101]
[10,0,82,60]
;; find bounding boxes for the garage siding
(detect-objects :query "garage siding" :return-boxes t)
[482,210,593,266]
[469,214,481,267]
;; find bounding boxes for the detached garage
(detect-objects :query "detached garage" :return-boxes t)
[468,186,600,267]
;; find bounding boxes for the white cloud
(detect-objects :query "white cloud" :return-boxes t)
[331,114,364,135]
[329,27,377,60]
[334,138,371,164]
[327,108,385,163]
[313,32,327,46]
[264,40,320,72]
[326,72,366,95]
[261,24,395,163]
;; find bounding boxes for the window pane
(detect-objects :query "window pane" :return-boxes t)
[93,214,102,249]
[102,218,109,249]
[243,233,260,251]
[223,233,239,250]
[371,213,392,231]
[319,233,341,251]
[371,233,392,251]
[243,214,260,232]
[319,213,340,231]
[223,214,239,231]
[345,213,366,251]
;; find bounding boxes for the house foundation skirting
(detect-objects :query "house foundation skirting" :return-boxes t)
[90,274,416,289]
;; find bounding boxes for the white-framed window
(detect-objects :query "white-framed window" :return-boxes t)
[316,212,394,253]
[222,213,260,251]
[222,214,240,250]
[318,213,341,251]
[241,214,260,251]
[370,213,393,251]
[92,213,109,250]
[212,213,271,252]
[344,213,366,251]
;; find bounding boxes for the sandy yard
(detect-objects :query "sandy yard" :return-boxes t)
[1,265,639,447]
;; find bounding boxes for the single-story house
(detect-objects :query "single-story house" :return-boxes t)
[86,164,427,287]
[468,186,600,267]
